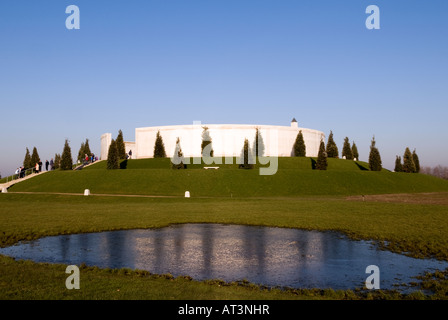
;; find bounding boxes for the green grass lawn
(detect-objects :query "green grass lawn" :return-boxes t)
[2,157,448,300]
[9,158,448,197]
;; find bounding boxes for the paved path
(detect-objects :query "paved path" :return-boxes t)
[1,161,104,192]
[0,171,48,191]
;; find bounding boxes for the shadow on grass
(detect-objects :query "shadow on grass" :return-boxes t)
[355,162,369,171]
[120,160,128,169]
[310,158,317,170]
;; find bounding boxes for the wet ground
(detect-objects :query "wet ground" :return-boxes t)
[1,224,447,291]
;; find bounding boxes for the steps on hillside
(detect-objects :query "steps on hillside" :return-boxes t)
[1,160,104,193]
[0,171,48,191]
[74,160,103,170]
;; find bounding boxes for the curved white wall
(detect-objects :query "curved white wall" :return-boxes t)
[126,122,325,159]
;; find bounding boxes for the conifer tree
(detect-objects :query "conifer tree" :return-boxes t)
[171,137,186,169]
[412,149,420,173]
[252,127,265,158]
[239,138,254,169]
[293,130,306,157]
[402,147,416,173]
[84,139,91,158]
[326,131,339,158]
[342,137,353,160]
[201,126,214,158]
[116,130,126,160]
[351,142,359,161]
[394,156,403,172]
[23,147,32,169]
[316,139,327,170]
[153,130,167,158]
[107,139,119,169]
[368,136,382,171]
[54,154,61,170]
[30,147,40,167]
[60,139,73,170]
[77,142,85,162]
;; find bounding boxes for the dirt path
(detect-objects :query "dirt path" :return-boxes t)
[7,191,182,198]
[346,192,448,205]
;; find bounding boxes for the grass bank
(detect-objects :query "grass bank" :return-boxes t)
[9,158,448,197]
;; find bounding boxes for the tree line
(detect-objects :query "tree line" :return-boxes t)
[420,166,448,180]
[21,137,96,172]
[106,128,423,173]
[22,128,423,174]
[106,127,265,170]
[292,130,421,173]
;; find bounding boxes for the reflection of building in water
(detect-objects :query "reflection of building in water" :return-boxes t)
[101,119,325,160]
[131,224,270,279]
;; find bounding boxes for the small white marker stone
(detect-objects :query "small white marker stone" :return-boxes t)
[185,191,190,198]
[84,189,90,196]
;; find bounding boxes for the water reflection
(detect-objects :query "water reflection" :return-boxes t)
[1,224,447,291]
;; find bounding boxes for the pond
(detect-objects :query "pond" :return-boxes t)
[1,224,447,292]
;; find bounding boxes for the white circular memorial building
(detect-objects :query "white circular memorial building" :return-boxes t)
[100,119,325,160]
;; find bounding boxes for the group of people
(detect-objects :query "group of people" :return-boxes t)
[15,159,55,179]
[83,153,97,165]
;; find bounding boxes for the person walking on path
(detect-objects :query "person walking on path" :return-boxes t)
[35,163,39,174]
[45,160,49,171]
[50,158,54,170]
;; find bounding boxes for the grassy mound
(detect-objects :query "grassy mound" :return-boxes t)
[9,157,448,197]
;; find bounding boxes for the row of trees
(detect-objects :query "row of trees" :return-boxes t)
[23,145,64,170]
[22,147,41,169]
[104,128,422,174]
[22,137,96,172]
[308,134,382,172]
[394,148,420,173]
[77,139,91,163]
[106,127,266,170]
[294,130,369,171]
[421,165,448,180]
[295,130,422,173]
[107,130,127,169]
[293,130,359,160]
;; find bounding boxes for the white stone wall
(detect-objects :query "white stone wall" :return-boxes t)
[129,122,325,159]
[100,133,112,160]
[124,142,136,158]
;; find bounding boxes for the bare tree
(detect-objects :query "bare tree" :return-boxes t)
[421,165,448,180]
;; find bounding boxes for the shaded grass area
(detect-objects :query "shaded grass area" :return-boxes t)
[0,255,327,300]
[9,159,448,197]
[2,255,432,300]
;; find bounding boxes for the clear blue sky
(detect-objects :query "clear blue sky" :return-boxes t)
[1,0,447,176]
